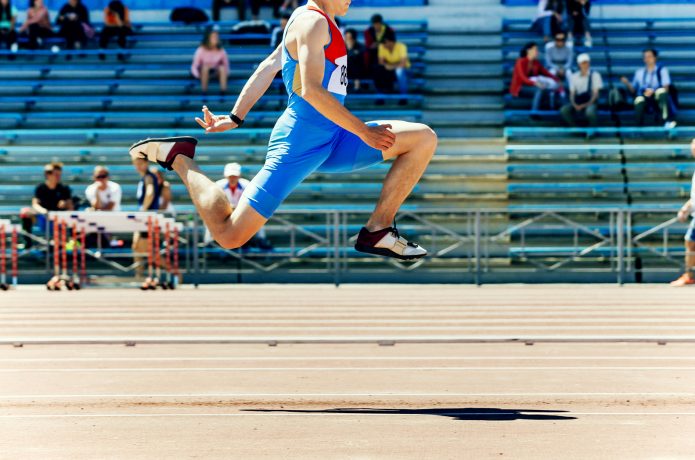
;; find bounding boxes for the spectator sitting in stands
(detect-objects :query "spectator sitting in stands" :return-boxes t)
[151,167,175,215]
[545,32,573,82]
[374,29,410,105]
[345,28,366,92]
[566,0,591,48]
[532,0,564,43]
[618,48,676,129]
[57,0,91,50]
[191,29,230,95]
[0,0,18,53]
[212,162,271,249]
[33,162,74,216]
[18,0,52,50]
[271,12,291,49]
[99,0,131,61]
[364,13,394,70]
[20,162,73,248]
[560,53,602,128]
[85,166,121,212]
[510,42,561,114]
[671,139,695,287]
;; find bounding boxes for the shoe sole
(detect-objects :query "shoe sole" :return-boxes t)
[354,243,426,261]
[129,136,198,153]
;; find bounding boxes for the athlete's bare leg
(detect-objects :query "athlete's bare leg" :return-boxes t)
[365,120,438,231]
[171,155,267,249]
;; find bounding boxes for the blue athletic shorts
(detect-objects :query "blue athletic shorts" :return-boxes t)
[242,110,384,219]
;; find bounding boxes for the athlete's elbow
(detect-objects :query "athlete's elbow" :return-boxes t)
[300,85,321,102]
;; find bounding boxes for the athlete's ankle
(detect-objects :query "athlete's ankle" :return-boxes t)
[171,154,195,173]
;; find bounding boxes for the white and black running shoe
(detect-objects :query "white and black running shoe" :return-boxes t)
[354,224,427,261]
[129,136,198,170]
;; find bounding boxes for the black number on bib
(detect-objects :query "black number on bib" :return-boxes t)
[340,65,348,86]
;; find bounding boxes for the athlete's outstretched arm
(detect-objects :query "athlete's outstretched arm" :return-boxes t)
[195,45,283,133]
[295,14,395,151]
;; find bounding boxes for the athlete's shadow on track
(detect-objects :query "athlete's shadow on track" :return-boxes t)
[245,408,576,421]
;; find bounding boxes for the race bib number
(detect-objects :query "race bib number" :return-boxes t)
[327,55,348,96]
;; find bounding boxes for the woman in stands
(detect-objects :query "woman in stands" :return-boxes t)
[99,0,131,60]
[191,29,230,95]
[510,42,562,114]
[0,0,18,52]
[57,0,91,50]
[18,0,52,50]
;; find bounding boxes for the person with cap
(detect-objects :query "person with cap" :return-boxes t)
[85,165,122,211]
[212,163,271,248]
[560,53,602,128]
[215,162,249,209]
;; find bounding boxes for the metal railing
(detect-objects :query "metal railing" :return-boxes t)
[2,207,690,285]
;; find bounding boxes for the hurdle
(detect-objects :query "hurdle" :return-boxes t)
[0,219,19,290]
[46,216,86,291]
[48,212,183,290]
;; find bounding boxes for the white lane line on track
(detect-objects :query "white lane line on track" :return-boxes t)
[7,326,695,331]
[3,367,695,372]
[1,413,695,419]
[3,393,695,399]
[2,357,695,363]
[5,318,695,325]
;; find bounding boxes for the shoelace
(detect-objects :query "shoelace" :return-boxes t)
[391,221,419,248]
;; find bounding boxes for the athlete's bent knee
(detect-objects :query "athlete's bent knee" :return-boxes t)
[216,232,251,250]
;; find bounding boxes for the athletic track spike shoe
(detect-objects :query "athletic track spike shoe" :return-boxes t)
[354,224,427,261]
[670,273,695,287]
[129,137,198,171]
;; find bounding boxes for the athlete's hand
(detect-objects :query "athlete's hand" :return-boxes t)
[195,106,238,134]
[360,124,396,151]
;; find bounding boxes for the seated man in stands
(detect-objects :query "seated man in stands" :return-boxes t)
[510,42,562,114]
[560,53,602,128]
[671,139,695,287]
[364,13,394,70]
[544,32,573,83]
[0,0,19,53]
[22,162,74,245]
[345,28,367,92]
[208,163,271,250]
[191,29,230,95]
[374,29,410,105]
[57,0,92,50]
[85,166,121,212]
[618,48,676,129]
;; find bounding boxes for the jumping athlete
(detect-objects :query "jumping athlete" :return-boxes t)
[129,0,437,260]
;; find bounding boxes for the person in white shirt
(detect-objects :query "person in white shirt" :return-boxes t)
[619,48,676,129]
[560,53,602,127]
[215,162,250,208]
[210,162,269,246]
[85,165,122,211]
[671,139,695,287]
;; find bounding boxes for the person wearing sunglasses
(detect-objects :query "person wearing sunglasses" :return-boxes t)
[85,165,122,211]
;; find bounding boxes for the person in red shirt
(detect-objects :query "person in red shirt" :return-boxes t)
[510,42,562,113]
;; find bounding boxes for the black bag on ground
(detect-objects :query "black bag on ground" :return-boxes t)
[170,7,209,24]
[229,20,271,45]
